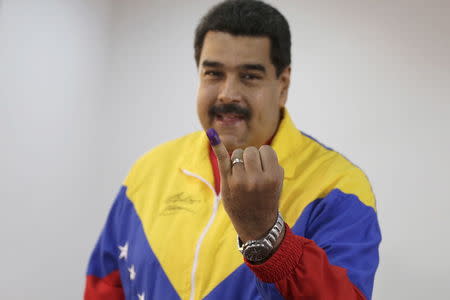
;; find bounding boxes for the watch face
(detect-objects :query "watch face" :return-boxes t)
[244,244,271,262]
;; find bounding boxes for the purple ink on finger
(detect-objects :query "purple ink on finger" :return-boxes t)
[206,128,221,146]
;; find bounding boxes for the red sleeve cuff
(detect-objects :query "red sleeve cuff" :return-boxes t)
[84,270,125,300]
[245,223,305,282]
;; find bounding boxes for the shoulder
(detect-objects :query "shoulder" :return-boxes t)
[299,132,376,209]
[122,131,203,190]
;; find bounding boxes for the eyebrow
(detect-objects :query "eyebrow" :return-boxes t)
[202,60,266,74]
[202,60,224,68]
[240,64,266,73]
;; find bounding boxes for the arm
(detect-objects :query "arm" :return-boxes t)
[84,187,127,300]
[247,189,381,300]
[206,129,380,299]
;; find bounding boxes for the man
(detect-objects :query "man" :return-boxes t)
[85,1,381,299]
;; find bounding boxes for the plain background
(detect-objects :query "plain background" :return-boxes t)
[1,0,449,299]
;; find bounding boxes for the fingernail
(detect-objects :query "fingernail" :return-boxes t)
[206,128,221,146]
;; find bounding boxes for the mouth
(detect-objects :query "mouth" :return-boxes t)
[208,103,251,129]
[214,113,246,126]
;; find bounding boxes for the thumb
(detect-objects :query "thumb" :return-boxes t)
[206,128,231,178]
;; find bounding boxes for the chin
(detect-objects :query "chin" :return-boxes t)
[220,135,246,152]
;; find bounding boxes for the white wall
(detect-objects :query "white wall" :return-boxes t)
[0,0,112,299]
[1,0,449,299]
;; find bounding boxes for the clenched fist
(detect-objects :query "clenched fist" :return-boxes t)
[207,128,284,243]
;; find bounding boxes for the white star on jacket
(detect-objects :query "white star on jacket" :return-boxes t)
[120,242,143,296]
[118,242,128,260]
[128,264,136,280]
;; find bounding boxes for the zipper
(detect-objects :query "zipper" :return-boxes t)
[181,169,220,300]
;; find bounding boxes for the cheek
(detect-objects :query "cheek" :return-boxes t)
[197,84,218,119]
[251,89,279,120]
[198,83,218,103]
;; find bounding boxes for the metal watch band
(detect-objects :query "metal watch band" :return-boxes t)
[237,212,285,263]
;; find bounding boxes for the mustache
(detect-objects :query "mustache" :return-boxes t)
[208,103,251,120]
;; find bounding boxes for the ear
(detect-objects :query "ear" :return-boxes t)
[278,66,291,107]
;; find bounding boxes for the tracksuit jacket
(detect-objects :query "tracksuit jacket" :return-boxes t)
[85,110,381,300]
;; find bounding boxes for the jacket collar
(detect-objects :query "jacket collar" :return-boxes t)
[271,109,305,179]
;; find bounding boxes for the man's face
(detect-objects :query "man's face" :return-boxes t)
[197,31,290,152]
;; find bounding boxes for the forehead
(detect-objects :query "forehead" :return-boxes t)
[200,31,272,68]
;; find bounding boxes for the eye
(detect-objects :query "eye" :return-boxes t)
[241,73,261,80]
[204,70,223,78]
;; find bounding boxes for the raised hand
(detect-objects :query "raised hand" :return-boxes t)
[206,128,284,243]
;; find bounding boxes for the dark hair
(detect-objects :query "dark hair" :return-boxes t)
[194,0,291,77]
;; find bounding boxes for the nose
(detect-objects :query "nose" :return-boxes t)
[218,76,243,104]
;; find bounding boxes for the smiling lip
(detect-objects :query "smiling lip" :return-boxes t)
[214,113,245,127]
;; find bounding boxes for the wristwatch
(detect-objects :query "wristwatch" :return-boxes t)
[237,212,285,263]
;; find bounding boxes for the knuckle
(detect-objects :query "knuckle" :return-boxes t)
[231,148,244,159]
[230,177,245,190]
[243,146,259,160]
[216,151,228,162]
[246,178,258,191]
[260,145,278,160]
[259,145,272,153]
[232,148,243,155]
[264,175,279,188]
[279,166,285,178]
[244,146,258,154]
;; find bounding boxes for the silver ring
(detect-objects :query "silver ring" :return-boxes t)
[231,158,244,167]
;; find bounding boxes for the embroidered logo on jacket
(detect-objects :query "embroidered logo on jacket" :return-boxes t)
[159,192,200,216]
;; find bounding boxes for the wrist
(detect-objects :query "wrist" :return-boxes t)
[237,212,285,264]
[244,224,305,282]
[271,224,286,253]
[233,211,279,243]
[248,224,286,265]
